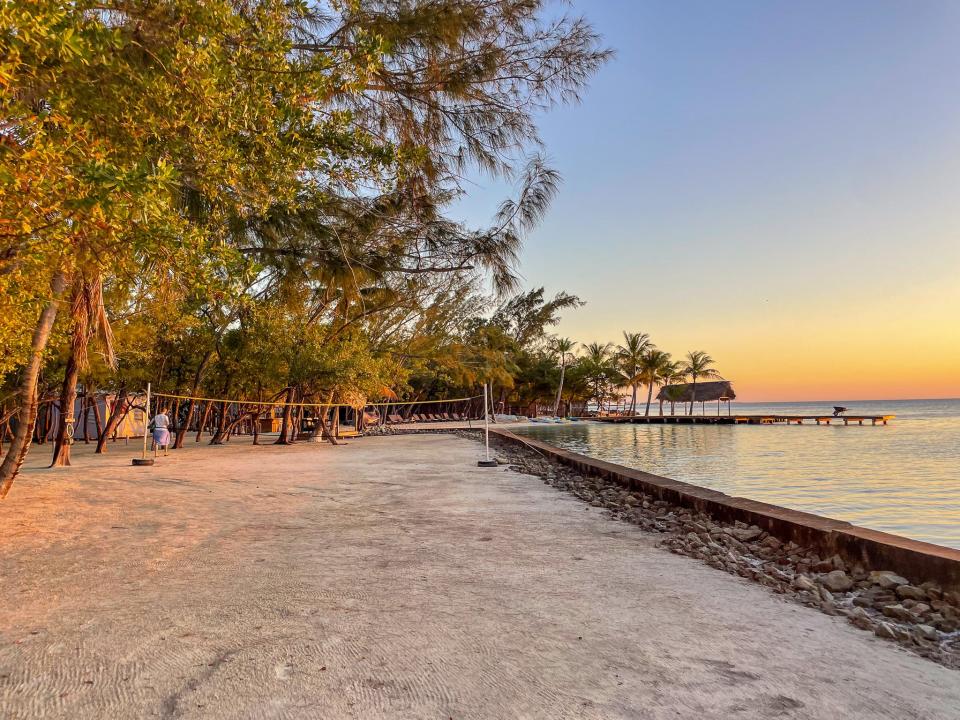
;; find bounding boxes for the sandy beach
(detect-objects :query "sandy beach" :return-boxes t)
[1,433,958,719]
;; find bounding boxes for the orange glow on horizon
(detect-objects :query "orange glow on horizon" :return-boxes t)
[560,272,960,403]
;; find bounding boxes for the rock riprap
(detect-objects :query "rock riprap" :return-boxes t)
[480,433,960,671]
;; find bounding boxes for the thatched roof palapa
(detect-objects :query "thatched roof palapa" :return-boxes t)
[656,380,736,403]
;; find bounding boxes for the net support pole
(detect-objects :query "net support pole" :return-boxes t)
[143,382,150,457]
[484,384,490,459]
[132,382,155,466]
[478,383,497,467]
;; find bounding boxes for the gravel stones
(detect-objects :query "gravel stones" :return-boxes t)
[729,525,764,542]
[794,575,817,593]
[875,622,897,639]
[761,535,783,550]
[882,604,917,622]
[848,607,874,631]
[896,585,927,601]
[870,570,909,589]
[822,570,855,593]
[820,570,853,592]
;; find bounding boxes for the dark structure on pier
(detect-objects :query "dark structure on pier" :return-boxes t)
[656,380,736,403]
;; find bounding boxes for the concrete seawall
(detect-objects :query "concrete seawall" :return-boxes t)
[490,428,960,593]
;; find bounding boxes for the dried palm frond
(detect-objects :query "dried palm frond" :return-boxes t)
[69,274,116,371]
[87,275,116,370]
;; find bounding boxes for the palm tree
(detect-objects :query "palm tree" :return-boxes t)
[681,350,720,416]
[662,384,686,416]
[0,272,68,496]
[548,336,577,416]
[616,331,652,415]
[582,341,614,413]
[656,360,683,415]
[50,274,116,467]
[638,349,672,416]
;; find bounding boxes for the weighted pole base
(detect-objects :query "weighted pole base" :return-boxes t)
[131,458,155,467]
[477,459,498,467]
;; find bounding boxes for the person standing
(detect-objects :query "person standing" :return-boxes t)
[150,406,171,457]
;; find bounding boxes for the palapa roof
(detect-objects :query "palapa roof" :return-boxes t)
[656,380,736,402]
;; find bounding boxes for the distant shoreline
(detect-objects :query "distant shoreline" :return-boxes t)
[719,397,960,404]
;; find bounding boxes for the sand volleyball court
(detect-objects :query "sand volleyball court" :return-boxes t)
[1,434,958,718]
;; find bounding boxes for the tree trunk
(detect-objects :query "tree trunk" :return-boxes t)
[173,351,212,448]
[174,399,194,449]
[221,409,253,442]
[316,410,340,446]
[51,276,90,463]
[286,390,302,443]
[644,381,654,417]
[210,399,230,444]
[91,393,103,437]
[689,376,697,415]
[195,401,213,442]
[224,408,238,442]
[553,362,566,416]
[34,402,48,444]
[308,392,336,441]
[50,350,81,466]
[630,383,638,415]
[0,271,68,498]
[96,385,128,453]
[274,387,294,445]
[44,403,54,442]
[291,400,304,442]
[81,393,90,443]
[170,398,180,436]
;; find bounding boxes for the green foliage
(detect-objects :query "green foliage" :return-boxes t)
[492,288,583,348]
[1,0,383,366]
[0,0,615,483]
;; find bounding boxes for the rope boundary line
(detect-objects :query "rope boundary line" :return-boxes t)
[148,391,483,410]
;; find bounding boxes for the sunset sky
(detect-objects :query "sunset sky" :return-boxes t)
[455,0,960,402]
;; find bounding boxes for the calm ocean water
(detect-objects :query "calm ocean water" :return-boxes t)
[514,399,960,550]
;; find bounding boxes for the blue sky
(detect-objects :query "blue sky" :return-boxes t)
[454,0,960,400]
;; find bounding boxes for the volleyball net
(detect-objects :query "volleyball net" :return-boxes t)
[134,387,487,445]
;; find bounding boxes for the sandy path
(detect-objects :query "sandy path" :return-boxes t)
[0,434,957,719]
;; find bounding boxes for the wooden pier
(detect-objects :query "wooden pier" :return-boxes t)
[583,414,895,426]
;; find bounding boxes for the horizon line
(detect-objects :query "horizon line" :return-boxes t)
[729,396,960,404]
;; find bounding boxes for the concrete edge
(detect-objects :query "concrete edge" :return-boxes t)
[488,428,960,593]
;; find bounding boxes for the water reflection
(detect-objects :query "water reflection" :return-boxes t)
[515,399,960,549]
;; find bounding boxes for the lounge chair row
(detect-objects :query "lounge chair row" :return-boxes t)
[386,412,471,424]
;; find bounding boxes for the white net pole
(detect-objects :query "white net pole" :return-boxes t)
[483,383,491,462]
[141,382,151,459]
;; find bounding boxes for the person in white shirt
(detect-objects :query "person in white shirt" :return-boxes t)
[150,407,171,456]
